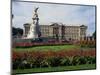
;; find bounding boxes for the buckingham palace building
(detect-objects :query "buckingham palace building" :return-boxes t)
[24,23,87,41]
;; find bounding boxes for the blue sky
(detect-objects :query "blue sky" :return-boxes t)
[12,1,96,36]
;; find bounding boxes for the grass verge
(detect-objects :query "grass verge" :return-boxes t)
[13,64,96,74]
[13,45,80,52]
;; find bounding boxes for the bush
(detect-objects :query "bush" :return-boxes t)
[12,60,21,69]
[71,56,80,66]
[60,57,71,66]
[91,56,96,64]
[45,56,62,67]
[40,58,51,68]
[78,56,87,65]
[85,56,96,64]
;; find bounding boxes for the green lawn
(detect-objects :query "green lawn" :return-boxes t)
[13,45,80,52]
[13,64,96,74]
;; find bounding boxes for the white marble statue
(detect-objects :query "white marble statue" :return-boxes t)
[27,7,41,39]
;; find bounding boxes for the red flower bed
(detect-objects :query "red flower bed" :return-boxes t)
[14,42,33,47]
[12,49,96,69]
[13,42,72,48]
[12,49,96,61]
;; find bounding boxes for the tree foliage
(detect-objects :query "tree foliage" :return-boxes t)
[12,27,23,36]
[92,31,96,39]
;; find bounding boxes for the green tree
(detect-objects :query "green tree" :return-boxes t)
[92,31,96,39]
[12,27,23,37]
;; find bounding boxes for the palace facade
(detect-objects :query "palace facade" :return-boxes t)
[24,23,87,41]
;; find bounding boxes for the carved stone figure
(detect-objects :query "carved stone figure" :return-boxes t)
[27,7,41,39]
